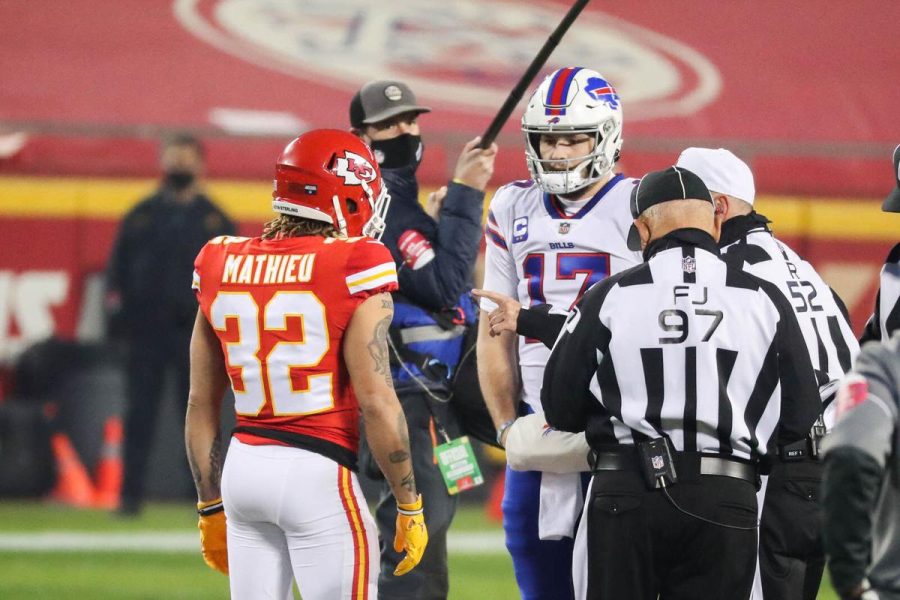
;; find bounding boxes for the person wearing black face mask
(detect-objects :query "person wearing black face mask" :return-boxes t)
[164,168,196,191]
[349,80,497,600]
[105,132,235,517]
[366,126,424,171]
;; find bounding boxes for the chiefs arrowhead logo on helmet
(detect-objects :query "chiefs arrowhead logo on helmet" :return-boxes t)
[333,151,377,185]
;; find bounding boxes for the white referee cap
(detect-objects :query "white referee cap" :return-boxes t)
[676,147,756,205]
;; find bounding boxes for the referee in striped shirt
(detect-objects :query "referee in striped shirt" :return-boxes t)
[861,143,900,344]
[676,147,859,600]
[541,166,821,599]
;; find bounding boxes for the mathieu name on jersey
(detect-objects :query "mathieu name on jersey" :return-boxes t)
[192,234,398,468]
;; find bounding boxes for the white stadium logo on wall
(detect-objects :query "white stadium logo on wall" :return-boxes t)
[174,0,722,121]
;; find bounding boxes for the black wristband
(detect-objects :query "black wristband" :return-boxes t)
[197,500,224,517]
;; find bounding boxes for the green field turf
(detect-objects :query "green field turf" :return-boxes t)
[0,501,838,599]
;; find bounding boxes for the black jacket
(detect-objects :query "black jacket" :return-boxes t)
[106,188,235,334]
[380,166,485,311]
[378,165,486,391]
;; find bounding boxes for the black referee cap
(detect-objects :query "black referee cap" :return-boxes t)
[626,166,714,251]
[882,143,900,213]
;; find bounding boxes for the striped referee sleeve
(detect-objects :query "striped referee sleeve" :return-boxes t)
[517,304,566,349]
[861,242,900,344]
[541,275,619,433]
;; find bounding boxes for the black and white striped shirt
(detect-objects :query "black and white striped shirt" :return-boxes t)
[861,242,900,344]
[720,213,859,424]
[541,229,821,462]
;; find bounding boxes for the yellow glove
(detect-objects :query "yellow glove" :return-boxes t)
[197,498,229,575]
[393,494,428,576]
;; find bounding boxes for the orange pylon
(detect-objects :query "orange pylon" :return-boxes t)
[49,432,95,507]
[93,416,124,509]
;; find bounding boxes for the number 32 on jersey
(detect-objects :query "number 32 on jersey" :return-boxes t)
[210,291,332,416]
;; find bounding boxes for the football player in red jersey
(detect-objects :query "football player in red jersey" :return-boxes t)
[185,129,427,599]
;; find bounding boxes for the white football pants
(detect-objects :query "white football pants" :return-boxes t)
[222,438,378,600]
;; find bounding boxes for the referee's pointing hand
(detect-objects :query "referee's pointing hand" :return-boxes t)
[472,289,522,337]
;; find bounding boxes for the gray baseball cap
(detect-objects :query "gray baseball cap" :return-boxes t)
[349,80,431,129]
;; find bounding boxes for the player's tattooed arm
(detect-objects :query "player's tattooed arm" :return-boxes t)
[362,406,417,502]
[347,293,416,502]
[186,428,224,499]
[187,441,202,488]
[400,469,416,493]
[394,411,415,491]
[184,309,229,502]
[208,430,223,491]
[367,297,394,387]
[389,450,411,463]
[388,412,412,464]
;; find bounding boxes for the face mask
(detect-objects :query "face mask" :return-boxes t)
[369,134,424,171]
[164,170,196,191]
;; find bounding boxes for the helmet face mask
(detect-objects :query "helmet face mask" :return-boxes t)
[272,129,391,239]
[522,67,623,195]
[361,182,390,239]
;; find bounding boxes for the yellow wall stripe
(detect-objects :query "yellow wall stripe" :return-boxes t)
[0,175,894,242]
[0,176,268,220]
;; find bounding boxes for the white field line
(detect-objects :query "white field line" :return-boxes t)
[0,531,506,554]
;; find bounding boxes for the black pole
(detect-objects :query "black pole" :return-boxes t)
[478,0,591,149]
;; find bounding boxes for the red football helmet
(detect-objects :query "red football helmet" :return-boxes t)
[273,129,390,239]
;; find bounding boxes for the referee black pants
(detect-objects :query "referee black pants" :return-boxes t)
[585,468,758,600]
[759,458,824,600]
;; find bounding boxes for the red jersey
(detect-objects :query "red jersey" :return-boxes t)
[193,234,398,469]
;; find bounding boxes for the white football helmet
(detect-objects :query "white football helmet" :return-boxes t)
[522,67,623,195]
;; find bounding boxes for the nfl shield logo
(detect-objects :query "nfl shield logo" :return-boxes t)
[558,222,571,235]
[682,256,696,273]
[651,455,664,470]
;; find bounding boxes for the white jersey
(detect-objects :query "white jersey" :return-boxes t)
[481,174,642,412]
[721,223,860,427]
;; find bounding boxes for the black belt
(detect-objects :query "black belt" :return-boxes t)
[590,449,757,484]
